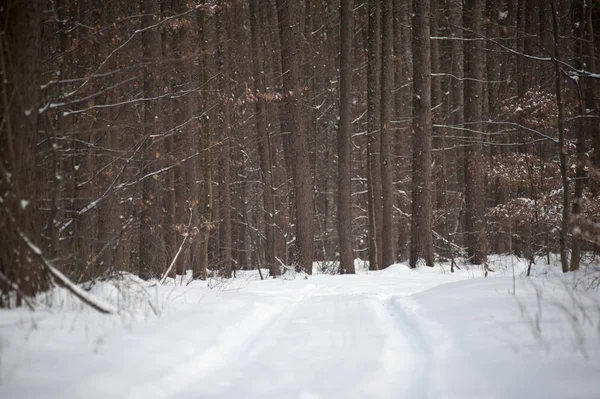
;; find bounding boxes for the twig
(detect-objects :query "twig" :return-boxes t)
[159,208,193,285]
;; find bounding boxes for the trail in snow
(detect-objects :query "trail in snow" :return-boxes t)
[1,259,600,399]
[183,293,427,399]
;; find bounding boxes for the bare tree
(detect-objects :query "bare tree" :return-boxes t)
[250,0,278,277]
[463,0,486,265]
[198,1,212,281]
[409,0,434,268]
[217,1,233,278]
[139,0,165,280]
[338,0,355,275]
[276,0,314,274]
[380,0,395,268]
[367,0,383,270]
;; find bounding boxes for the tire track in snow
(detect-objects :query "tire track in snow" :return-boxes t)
[377,296,434,399]
[124,297,298,399]
[187,291,434,399]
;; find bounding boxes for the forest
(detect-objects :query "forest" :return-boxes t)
[1,0,599,308]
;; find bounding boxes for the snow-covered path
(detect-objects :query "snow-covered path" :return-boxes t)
[186,294,428,399]
[2,260,600,399]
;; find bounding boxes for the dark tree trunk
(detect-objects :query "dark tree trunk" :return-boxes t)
[276,0,314,274]
[550,0,570,273]
[0,0,49,302]
[217,1,233,278]
[450,0,465,225]
[380,0,395,268]
[139,0,164,280]
[463,0,486,265]
[338,0,355,275]
[409,0,434,267]
[198,1,212,280]
[395,0,412,260]
[516,0,526,98]
[367,0,383,270]
[250,0,278,277]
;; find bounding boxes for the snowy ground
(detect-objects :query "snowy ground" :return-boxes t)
[1,256,600,399]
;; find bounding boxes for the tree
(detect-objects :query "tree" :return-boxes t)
[367,0,383,270]
[4,0,600,310]
[0,0,49,303]
[250,0,278,277]
[551,0,569,273]
[217,0,233,278]
[276,0,314,274]
[338,0,355,275]
[380,0,395,268]
[463,0,486,265]
[198,0,212,280]
[409,0,434,268]
[139,0,164,280]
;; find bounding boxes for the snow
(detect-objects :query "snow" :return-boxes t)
[1,257,599,399]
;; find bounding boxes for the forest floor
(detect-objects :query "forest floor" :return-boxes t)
[1,256,600,399]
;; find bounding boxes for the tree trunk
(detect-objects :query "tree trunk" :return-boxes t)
[409,0,434,267]
[198,1,212,280]
[250,0,278,277]
[550,0,570,273]
[450,0,465,240]
[217,1,233,278]
[0,0,49,302]
[367,0,383,270]
[380,0,395,268]
[139,0,164,280]
[276,0,314,274]
[570,0,591,272]
[395,0,412,260]
[338,0,355,275]
[463,0,486,265]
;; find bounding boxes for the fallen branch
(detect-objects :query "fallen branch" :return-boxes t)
[2,199,116,314]
[159,208,193,285]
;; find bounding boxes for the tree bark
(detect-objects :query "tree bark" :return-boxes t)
[139,0,164,280]
[0,0,49,301]
[217,1,233,278]
[550,0,570,273]
[276,0,314,274]
[198,1,212,280]
[463,0,486,265]
[250,0,278,277]
[409,0,434,267]
[338,0,355,275]
[367,0,383,270]
[380,0,395,268]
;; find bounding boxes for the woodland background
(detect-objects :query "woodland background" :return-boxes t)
[1,0,599,308]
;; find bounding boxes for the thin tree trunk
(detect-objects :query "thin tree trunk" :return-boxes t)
[570,0,588,272]
[367,0,383,270]
[217,1,233,278]
[551,0,570,273]
[198,1,212,280]
[395,0,412,260]
[380,0,395,268]
[338,0,355,275]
